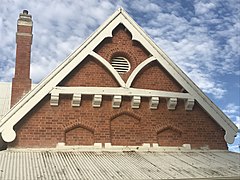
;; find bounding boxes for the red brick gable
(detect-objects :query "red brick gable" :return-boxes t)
[9,22,227,150]
[61,25,183,92]
[2,9,236,150]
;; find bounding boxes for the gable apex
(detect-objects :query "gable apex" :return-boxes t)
[0,8,238,146]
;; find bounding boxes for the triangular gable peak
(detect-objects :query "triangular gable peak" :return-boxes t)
[0,8,237,145]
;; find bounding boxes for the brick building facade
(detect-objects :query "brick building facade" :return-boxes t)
[0,8,238,150]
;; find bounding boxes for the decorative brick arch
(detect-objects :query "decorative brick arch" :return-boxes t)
[63,120,95,133]
[63,121,95,146]
[156,125,183,146]
[110,110,141,122]
[110,111,142,146]
[155,125,182,135]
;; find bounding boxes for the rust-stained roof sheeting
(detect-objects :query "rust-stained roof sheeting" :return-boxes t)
[0,150,239,179]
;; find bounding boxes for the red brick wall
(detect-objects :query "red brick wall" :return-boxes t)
[132,61,182,91]
[10,25,227,150]
[66,127,94,145]
[60,56,119,87]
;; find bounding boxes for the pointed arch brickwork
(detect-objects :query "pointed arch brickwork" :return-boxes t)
[110,111,142,146]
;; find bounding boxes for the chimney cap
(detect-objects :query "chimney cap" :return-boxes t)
[18,10,32,26]
[23,10,28,15]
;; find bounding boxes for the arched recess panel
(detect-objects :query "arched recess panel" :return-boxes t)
[132,61,183,91]
[59,56,119,87]
[157,127,182,146]
[110,113,142,146]
[65,126,94,146]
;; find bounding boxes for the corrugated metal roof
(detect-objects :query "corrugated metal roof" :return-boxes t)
[0,150,239,179]
[0,82,11,119]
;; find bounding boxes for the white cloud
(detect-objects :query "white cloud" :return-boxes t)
[228,141,240,152]
[223,103,240,117]
[223,103,240,152]
[186,69,226,99]
[130,0,161,13]
[235,116,240,129]
[194,2,216,15]
[144,15,227,98]
[223,103,240,129]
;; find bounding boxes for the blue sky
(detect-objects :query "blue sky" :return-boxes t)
[0,0,239,152]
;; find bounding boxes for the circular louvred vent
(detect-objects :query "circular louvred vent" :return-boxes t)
[111,57,130,74]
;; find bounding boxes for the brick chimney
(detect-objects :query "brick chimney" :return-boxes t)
[11,10,33,107]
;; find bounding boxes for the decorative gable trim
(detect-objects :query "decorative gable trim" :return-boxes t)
[126,56,156,88]
[112,95,122,108]
[90,51,125,87]
[185,98,195,111]
[50,93,59,106]
[72,93,81,107]
[0,8,237,145]
[167,98,177,110]
[92,95,102,108]
[149,97,159,110]
[131,96,141,109]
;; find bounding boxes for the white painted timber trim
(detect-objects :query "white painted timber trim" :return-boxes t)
[89,51,126,87]
[131,96,141,109]
[92,95,102,107]
[50,93,59,106]
[126,56,156,88]
[112,95,122,108]
[1,127,16,143]
[167,98,177,110]
[149,97,159,109]
[72,93,81,107]
[50,87,193,99]
[185,98,195,111]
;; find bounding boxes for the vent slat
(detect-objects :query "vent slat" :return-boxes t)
[111,57,130,73]
[112,63,129,66]
[112,66,129,68]
[111,62,129,64]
